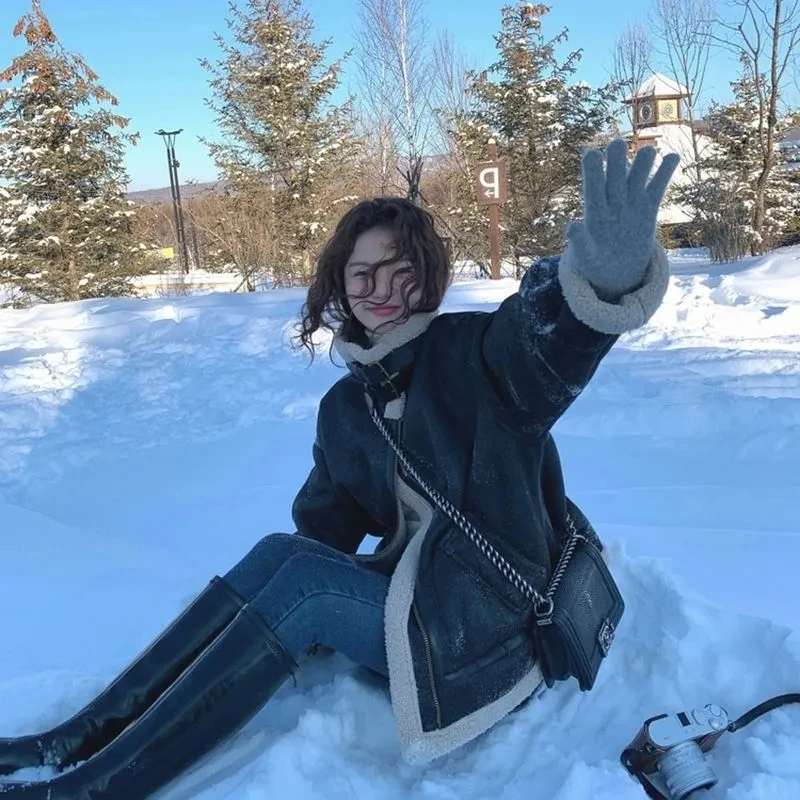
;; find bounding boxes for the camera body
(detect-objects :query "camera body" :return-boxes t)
[622,704,730,800]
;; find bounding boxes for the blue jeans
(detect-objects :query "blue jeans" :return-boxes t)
[222,533,389,677]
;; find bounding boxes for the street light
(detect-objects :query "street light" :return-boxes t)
[155,129,192,274]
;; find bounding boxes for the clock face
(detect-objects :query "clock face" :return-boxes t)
[639,103,653,122]
[659,99,677,120]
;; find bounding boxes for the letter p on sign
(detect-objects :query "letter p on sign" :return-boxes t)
[475,159,508,206]
[480,167,500,198]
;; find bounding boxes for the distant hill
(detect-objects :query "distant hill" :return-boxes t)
[125,153,452,205]
[127,180,226,206]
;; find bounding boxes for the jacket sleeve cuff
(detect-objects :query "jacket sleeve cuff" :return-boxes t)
[557,242,670,335]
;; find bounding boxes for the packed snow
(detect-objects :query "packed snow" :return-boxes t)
[1,247,799,799]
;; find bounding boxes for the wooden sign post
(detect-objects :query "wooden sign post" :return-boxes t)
[475,138,508,279]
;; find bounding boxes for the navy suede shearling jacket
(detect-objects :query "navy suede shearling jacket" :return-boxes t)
[291,246,670,763]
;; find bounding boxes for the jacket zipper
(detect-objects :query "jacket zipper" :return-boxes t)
[397,416,441,728]
[369,407,442,727]
[413,600,442,728]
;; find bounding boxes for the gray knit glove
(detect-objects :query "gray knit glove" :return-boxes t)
[566,139,680,300]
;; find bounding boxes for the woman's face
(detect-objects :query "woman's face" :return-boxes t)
[344,227,421,334]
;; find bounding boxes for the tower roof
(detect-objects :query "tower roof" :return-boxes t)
[625,73,690,102]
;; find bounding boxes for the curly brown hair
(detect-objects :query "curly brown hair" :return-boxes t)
[296,197,451,357]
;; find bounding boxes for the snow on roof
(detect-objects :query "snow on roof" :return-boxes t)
[625,73,690,102]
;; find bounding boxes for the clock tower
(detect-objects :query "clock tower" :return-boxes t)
[621,72,706,225]
[624,73,690,142]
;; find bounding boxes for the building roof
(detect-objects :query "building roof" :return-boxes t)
[781,124,800,143]
[625,73,690,102]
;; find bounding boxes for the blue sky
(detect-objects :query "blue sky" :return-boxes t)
[1,0,745,191]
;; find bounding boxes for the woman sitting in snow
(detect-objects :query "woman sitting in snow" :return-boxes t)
[0,139,678,799]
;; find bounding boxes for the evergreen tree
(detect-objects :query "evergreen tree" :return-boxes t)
[676,57,800,261]
[431,120,496,275]
[0,0,146,306]
[446,3,614,272]
[201,0,358,282]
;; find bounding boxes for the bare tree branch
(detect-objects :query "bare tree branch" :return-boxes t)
[611,23,654,133]
[650,0,717,181]
[430,31,475,175]
[352,0,397,194]
[714,0,800,249]
[353,0,437,202]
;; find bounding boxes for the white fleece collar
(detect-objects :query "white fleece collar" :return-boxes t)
[333,311,437,366]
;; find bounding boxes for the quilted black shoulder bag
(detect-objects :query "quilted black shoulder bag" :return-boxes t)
[368,399,625,692]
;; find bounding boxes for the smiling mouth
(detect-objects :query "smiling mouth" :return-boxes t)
[368,305,400,315]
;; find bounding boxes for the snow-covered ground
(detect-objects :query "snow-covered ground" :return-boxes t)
[1,247,799,799]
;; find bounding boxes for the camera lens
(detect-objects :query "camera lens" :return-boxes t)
[657,741,717,800]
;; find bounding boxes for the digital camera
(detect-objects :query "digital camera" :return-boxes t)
[621,704,730,800]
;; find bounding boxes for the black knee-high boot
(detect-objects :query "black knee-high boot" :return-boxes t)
[0,605,297,800]
[0,577,244,776]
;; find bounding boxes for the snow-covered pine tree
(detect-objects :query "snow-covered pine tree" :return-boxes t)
[201,0,358,283]
[0,0,146,306]
[448,3,614,273]
[675,56,800,261]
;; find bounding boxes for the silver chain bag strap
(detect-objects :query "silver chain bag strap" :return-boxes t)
[368,397,625,691]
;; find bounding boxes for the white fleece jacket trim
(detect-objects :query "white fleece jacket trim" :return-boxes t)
[557,241,670,335]
[385,477,545,765]
[333,311,437,366]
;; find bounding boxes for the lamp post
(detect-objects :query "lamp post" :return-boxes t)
[155,129,191,274]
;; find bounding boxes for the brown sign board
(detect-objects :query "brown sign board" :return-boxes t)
[475,159,508,205]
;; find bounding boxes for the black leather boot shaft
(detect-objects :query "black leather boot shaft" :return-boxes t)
[0,605,295,799]
[0,576,244,776]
